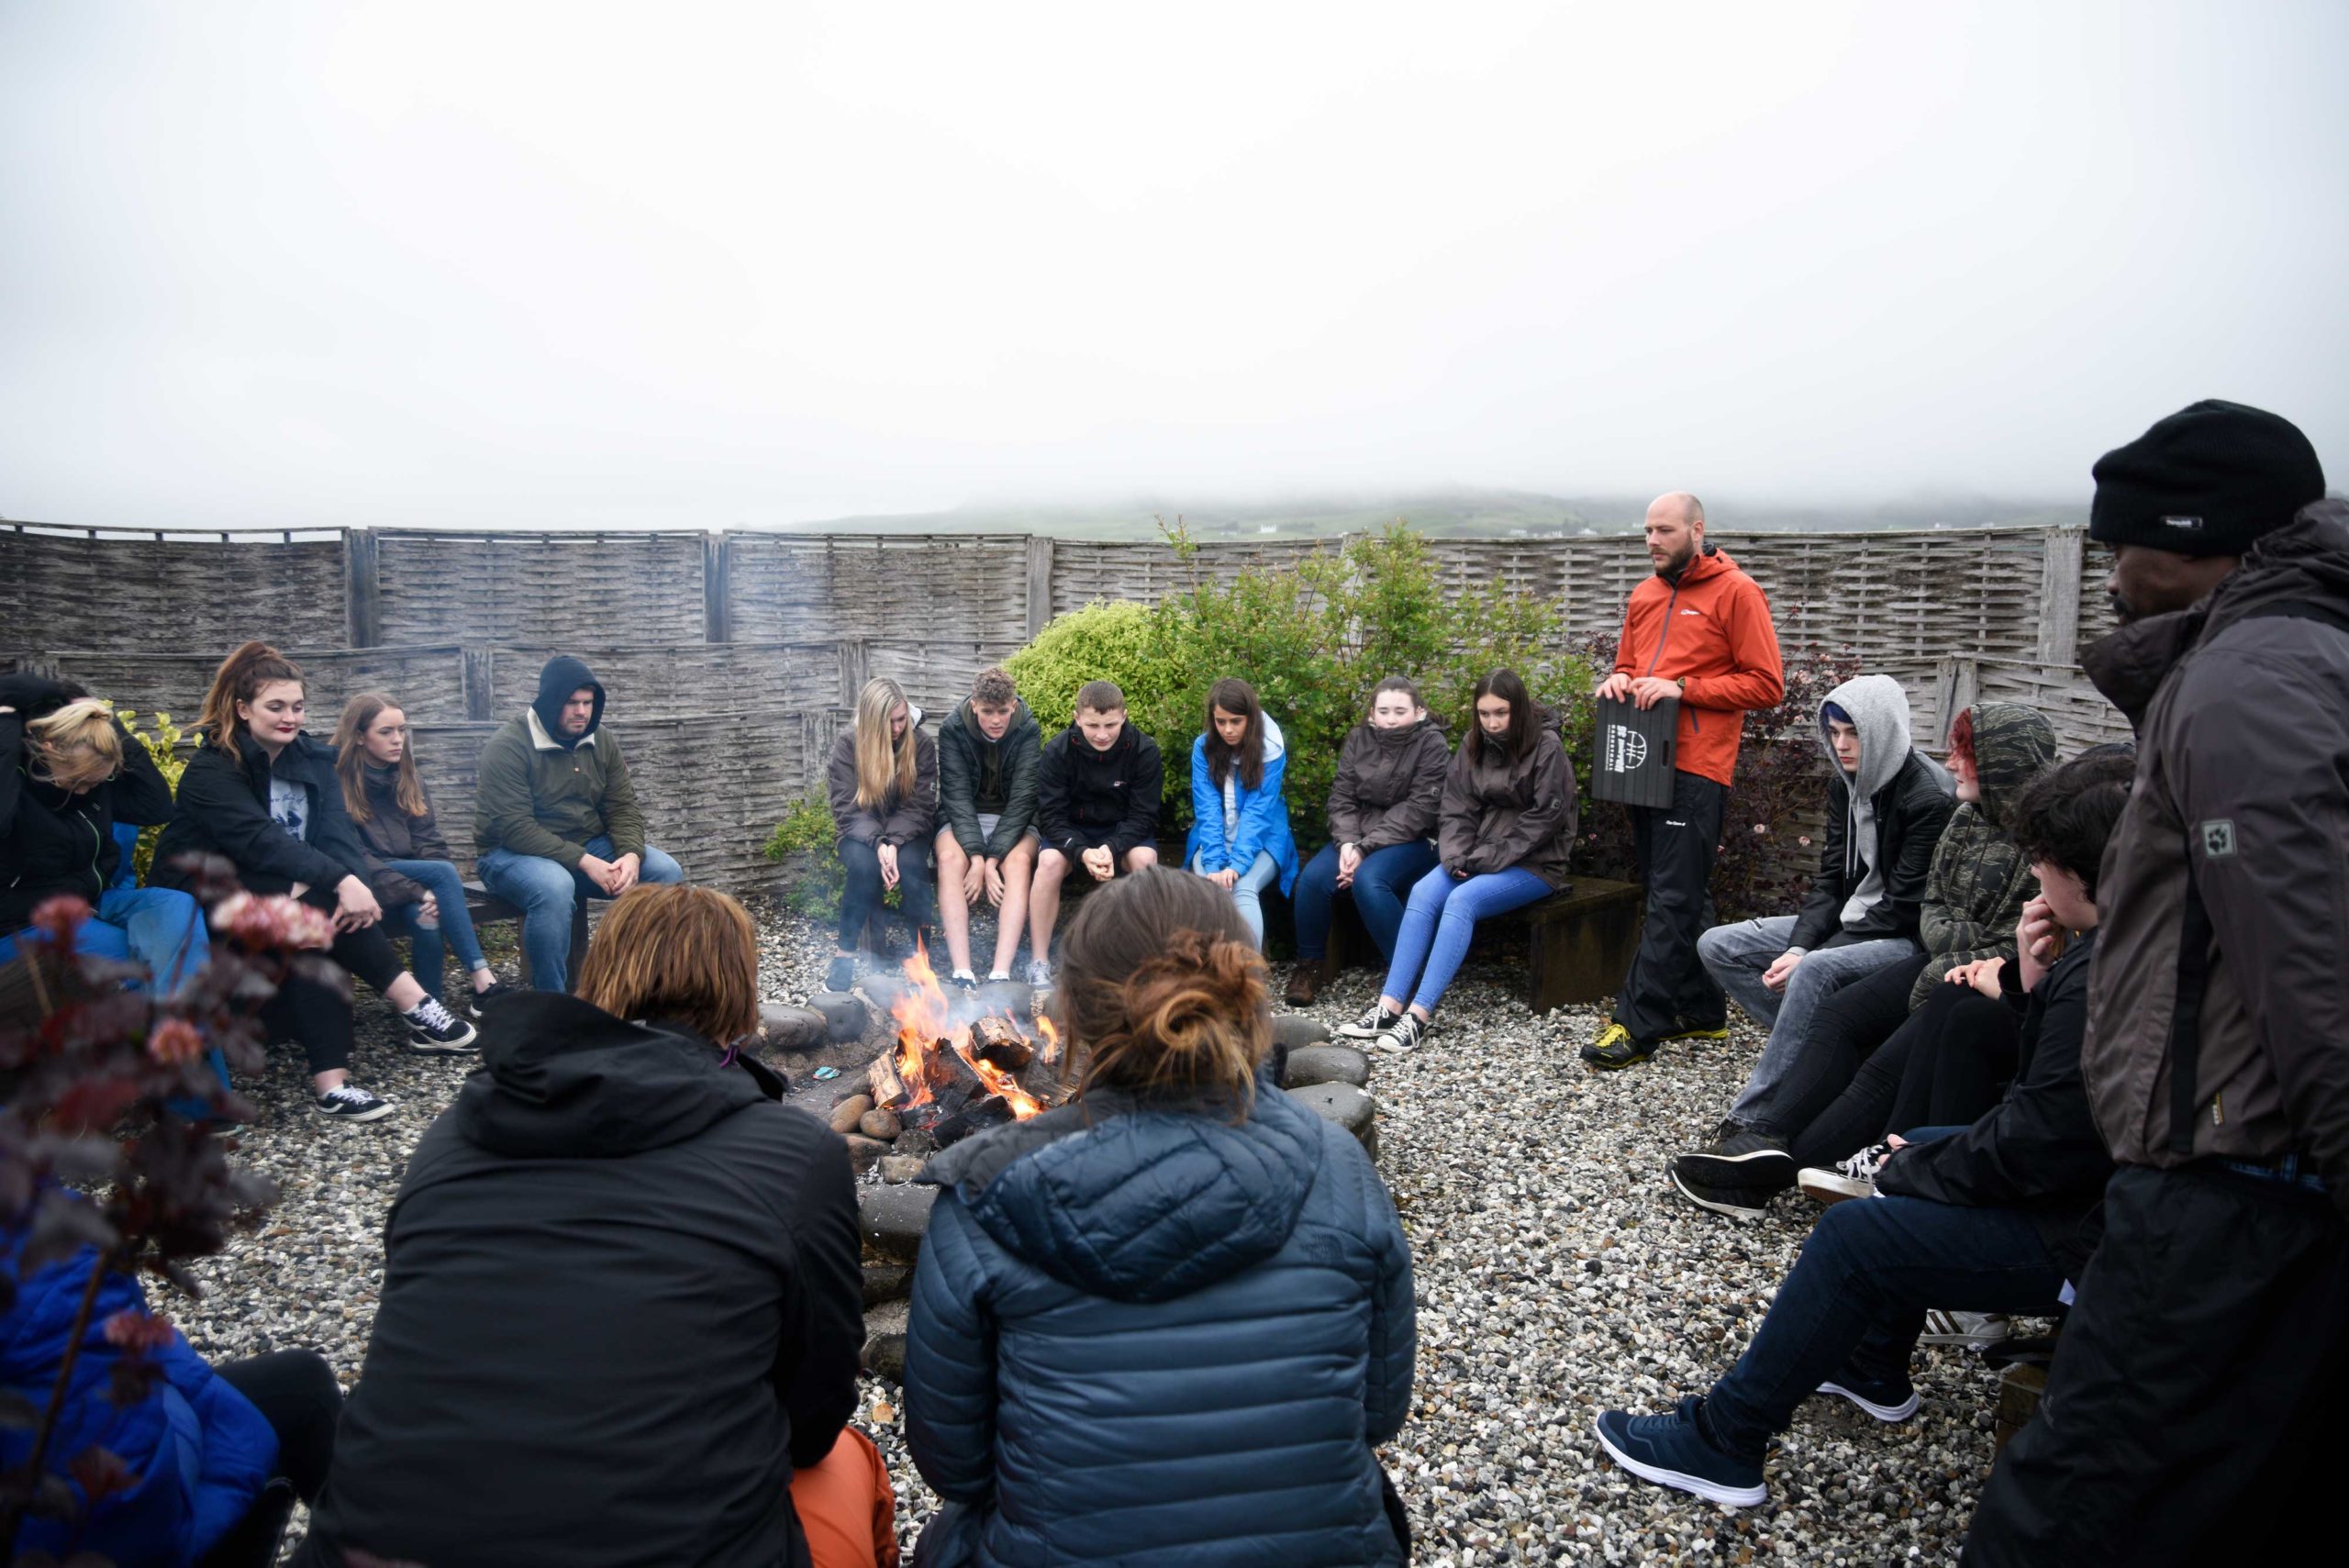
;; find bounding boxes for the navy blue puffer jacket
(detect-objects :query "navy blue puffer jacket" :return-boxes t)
[904,1076,1415,1567]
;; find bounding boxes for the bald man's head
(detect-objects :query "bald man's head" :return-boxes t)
[1643,492,1706,577]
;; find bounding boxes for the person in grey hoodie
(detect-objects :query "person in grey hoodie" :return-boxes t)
[1684,673,1955,1189]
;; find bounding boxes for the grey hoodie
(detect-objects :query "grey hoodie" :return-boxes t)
[1788,673,1954,951]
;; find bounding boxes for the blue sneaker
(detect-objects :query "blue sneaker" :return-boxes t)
[1593,1396,1766,1507]
[1816,1369,1920,1422]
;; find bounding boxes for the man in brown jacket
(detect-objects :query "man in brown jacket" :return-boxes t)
[1966,402,2347,1564]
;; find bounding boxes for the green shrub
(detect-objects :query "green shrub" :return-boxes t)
[761,789,845,918]
[113,708,186,882]
[1002,600,1184,738]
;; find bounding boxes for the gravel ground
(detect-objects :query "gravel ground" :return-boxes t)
[177,904,2001,1563]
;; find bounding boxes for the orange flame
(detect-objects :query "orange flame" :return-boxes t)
[1033,1014,1061,1065]
[888,940,1040,1120]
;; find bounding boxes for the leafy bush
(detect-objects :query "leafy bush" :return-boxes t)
[112,709,186,882]
[762,789,846,919]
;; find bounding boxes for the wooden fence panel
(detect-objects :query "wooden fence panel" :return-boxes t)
[487,643,843,722]
[0,531,348,653]
[726,534,1031,642]
[374,531,707,645]
[26,646,472,727]
[866,638,1024,718]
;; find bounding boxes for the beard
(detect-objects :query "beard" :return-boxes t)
[2107,588,2141,626]
[1653,542,1696,579]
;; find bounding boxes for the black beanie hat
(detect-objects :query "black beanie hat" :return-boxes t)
[2089,399,2325,558]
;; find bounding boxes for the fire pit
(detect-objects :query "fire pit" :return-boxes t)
[860,949,1067,1149]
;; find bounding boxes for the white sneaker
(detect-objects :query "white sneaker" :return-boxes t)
[1375,1013,1428,1053]
[401,995,480,1054]
[1337,1004,1401,1040]
[1025,960,1052,988]
[315,1084,395,1122]
[1919,1310,2011,1350]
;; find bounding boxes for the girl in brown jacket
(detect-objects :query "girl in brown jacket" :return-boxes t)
[1337,669,1576,1053]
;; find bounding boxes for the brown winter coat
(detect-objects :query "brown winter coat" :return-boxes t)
[352,762,456,909]
[2080,501,2349,1217]
[1326,719,1450,852]
[1435,726,1577,890]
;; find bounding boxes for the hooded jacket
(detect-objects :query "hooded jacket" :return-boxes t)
[3,1226,277,1567]
[1435,720,1577,890]
[1909,702,2058,1006]
[827,706,941,848]
[1036,720,1163,858]
[1185,714,1301,895]
[903,1077,1415,1567]
[297,992,866,1568]
[2079,501,2349,1215]
[0,673,177,935]
[939,697,1041,861]
[1609,544,1787,788]
[152,729,376,898]
[350,761,456,909]
[1327,717,1449,852]
[1877,934,2110,1281]
[1787,674,1954,953]
[473,658,647,869]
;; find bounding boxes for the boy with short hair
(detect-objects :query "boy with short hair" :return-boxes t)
[1028,680,1163,986]
[935,667,1043,988]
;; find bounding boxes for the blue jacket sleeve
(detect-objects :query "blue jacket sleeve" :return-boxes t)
[1362,1157,1417,1445]
[903,1194,1000,1507]
[172,1337,281,1560]
[1230,750,1287,871]
[1188,740,1224,872]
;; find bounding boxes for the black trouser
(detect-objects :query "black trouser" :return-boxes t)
[1790,983,2018,1171]
[1611,769,1727,1040]
[838,837,938,949]
[1965,1163,2349,1565]
[261,891,411,1077]
[1750,951,1927,1139]
[197,1351,343,1568]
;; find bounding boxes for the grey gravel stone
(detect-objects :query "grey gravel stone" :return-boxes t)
[858,1183,937,1264]
[1269,1012,1332,1050]
[1289,1080,1378,1156]
[877,1156,927,1185]
[1281,1042,1371,1090]
[759,1002,829,1051]
[808,991,870,1042]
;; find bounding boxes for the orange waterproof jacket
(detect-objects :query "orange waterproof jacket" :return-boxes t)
[1609,546,1786,788]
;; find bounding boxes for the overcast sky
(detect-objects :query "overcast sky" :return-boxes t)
[3,1,2343,531]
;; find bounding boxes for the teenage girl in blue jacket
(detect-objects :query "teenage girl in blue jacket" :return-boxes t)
[1183,678,1299,950]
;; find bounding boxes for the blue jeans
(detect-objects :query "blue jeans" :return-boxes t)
[1380,865,1552,1015]
[1703,1185,2067,1461]
[382,858,489,991]
[1292,840,1442,966]
[0,887,211,997]
[1698,915,1920,1129]
[476,836,684,991]
[1190,850,1280,950]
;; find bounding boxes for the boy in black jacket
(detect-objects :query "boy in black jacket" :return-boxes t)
[934,667,1042,987]
[1026,680,1161,986]
[1596,750,2130,1509]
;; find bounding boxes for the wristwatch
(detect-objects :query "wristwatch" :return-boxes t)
[1675,675,1687,695]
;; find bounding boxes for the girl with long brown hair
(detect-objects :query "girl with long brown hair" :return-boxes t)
[903,865,1416,1564]
[1181,676,1299,951]
[152,643,476,1120]
[823,677,939,993]
[331,692,507,1015]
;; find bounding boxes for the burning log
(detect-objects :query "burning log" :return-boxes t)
[969,1016,1034,1073]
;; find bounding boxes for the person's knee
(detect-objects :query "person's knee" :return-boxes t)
[639,847,683,884]
[1034,848,1068,882]
[1123,845,1158,872]
[499,858,576,913]
[935,836,968,877]
[1002,840,1036,877]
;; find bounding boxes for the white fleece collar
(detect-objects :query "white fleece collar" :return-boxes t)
[527,708,598,752]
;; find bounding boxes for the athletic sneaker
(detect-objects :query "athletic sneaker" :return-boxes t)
[1337,1004,1403,1040]
[1669,1161,1776,1219]
[1024,959,1052,988]
[401,996,479,1054]
[1375,1013,1428,1053]
[1798,1141,1893,1205]
[949,969,980,991]
[1581,1022,1661,1070]
[825,955,858,992]
[1674,1127,1795,1189]
[985,970,1013,984]
[1593,1397,1766,1508]
[1919,1309,2012,1350]
[463,979,513,1020]
[1817,1370,1920,1422]
[1662,1022,1731,1043]
[315,1084,395,1122]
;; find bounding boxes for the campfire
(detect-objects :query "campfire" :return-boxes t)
[863,947,1066,1147]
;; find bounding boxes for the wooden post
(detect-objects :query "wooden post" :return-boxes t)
[1024,534,1056,640]
[462,648,495,721]
[2037,527,2084,667]
[704,531,731,644]
[344,528,381,648]
[839,639,870,707]
[1934,655,1982,726]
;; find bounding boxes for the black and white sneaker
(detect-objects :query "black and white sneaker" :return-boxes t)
[1669,1160,1776,1219]
[1674,1127,1794,1190]
[949,969,981,991]
[1919,1310,2012,1350]
[401,996,480,1054]
[1798,1141,1893,1205]
[1375,1012,1429,1053]
[463,980,513,1020]
[315,1084,395,1122]
[1024,960,1052,989]
[1337,1004,1402,1040]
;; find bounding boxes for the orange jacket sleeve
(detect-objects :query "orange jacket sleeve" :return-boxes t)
[1682,576,1786,713]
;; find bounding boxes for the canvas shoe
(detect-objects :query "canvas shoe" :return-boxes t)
[1798,1141,1893,1206]
[463,979,514,1020]
[1594,1397,1766,1508]
[1674,1128,1795,1190]
[1669,1161,1776,1219]
[401,996,479,1054]
[315,1084,395,1123]
[949,969,981,991]
[1816,1369,1920,1422]
[1919,1310,2012,1350]
[1024,959,1053,989]
[1375,1013,1429,1054]
[1337,1003,1403,1040]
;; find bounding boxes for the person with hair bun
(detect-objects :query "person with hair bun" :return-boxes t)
[152,643,477,1120]
[0,672,207,993]
[1183,675,1299,950]
[904,865,1416,1566]
[296,883,880,1568]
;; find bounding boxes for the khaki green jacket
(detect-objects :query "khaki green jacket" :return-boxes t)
[473,708,646,868]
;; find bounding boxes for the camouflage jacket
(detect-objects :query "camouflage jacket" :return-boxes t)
[1911,701,2058,1007]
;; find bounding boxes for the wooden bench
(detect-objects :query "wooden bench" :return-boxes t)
[1326,875,1646,1015]
[462,878,590,991]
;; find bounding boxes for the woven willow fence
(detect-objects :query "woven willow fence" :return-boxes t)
[1,521,2123,895]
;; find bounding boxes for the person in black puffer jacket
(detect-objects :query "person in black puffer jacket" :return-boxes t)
[905,866,1416,1566]
[1024,679,1163,988]
[295,884,885,1568]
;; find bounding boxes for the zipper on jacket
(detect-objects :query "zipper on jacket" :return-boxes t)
[1643,583,1683,677]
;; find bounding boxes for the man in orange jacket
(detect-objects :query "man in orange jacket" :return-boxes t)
[1584,493,1787,1070]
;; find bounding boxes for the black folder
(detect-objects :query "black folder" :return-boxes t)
[1591,694,1678,808]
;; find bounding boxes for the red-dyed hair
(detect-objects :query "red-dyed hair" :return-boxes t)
[1947,706,1976,773]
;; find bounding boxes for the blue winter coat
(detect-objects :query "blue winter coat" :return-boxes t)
[1183,716,1301,896]
[1,1230,277,1566]
[903,1075,1415,1567]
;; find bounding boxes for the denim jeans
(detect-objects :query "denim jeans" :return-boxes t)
[1697,915,1920,1129]
[382,858,488,990]
[840,836,937,950]
[0,886,211,997]
[477,836,684,991]
[1292,839,1442,966]
[1381,865,1552,1015]
[1190,850,1280,950]
[1703,1186,2067,1461]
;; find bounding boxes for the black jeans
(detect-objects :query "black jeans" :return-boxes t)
[1751,951,1927,1139]
[261,891,412,1076]
[1789,984,2019,1172]
[1612,769,1728,1040]
[838,837,938,949]
[198,1351,343,1568]
[1965,1164,2349,1566]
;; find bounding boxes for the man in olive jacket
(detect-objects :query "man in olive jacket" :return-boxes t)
[1966,402,2348,1565]
[474,656,683,988]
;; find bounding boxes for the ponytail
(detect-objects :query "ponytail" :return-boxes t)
[196,641,306,765]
